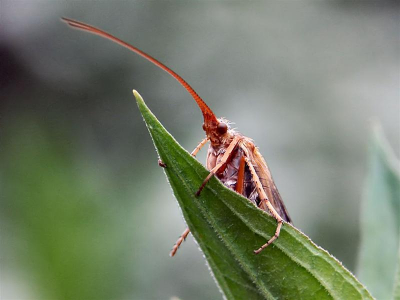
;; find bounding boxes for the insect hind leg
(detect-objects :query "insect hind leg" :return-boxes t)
[254,220,283,254]
[243,155,284,254]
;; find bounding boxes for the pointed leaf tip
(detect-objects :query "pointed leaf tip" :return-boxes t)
[132,89,142,103]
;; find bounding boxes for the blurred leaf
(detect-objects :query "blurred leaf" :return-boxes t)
[357,125,400,300]
[134,90,373,300]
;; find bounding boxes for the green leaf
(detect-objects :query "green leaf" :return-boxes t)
[356,125,400,300]
[133,90,373,300]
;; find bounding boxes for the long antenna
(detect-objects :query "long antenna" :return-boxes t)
[61,17,217,123]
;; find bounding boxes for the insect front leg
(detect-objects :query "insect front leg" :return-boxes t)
[191,137,209,157]
[158,137,208,168]
[243,155,284,254]
[169,137,209,257]
[158,159,167,168]
[196,136,241,196]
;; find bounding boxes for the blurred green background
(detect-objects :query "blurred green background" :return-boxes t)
[1,1,399,299]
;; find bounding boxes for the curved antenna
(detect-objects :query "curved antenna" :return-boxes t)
[61,17,217,123]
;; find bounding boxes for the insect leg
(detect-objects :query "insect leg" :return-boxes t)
[191,137,209,157]
[196,136,241,196]
[158,159,167,168]
[235,156,246,195]
[169,138,209,256]
[159,137,209,168]
[242,155,284,254]
[170,227,190,257]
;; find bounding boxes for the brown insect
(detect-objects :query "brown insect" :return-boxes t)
[62,18,292,256]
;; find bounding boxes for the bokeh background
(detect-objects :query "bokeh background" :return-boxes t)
[1,1,399,299]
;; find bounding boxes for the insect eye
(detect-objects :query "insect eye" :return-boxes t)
[217,122,228,134]
[202,123,206,131]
